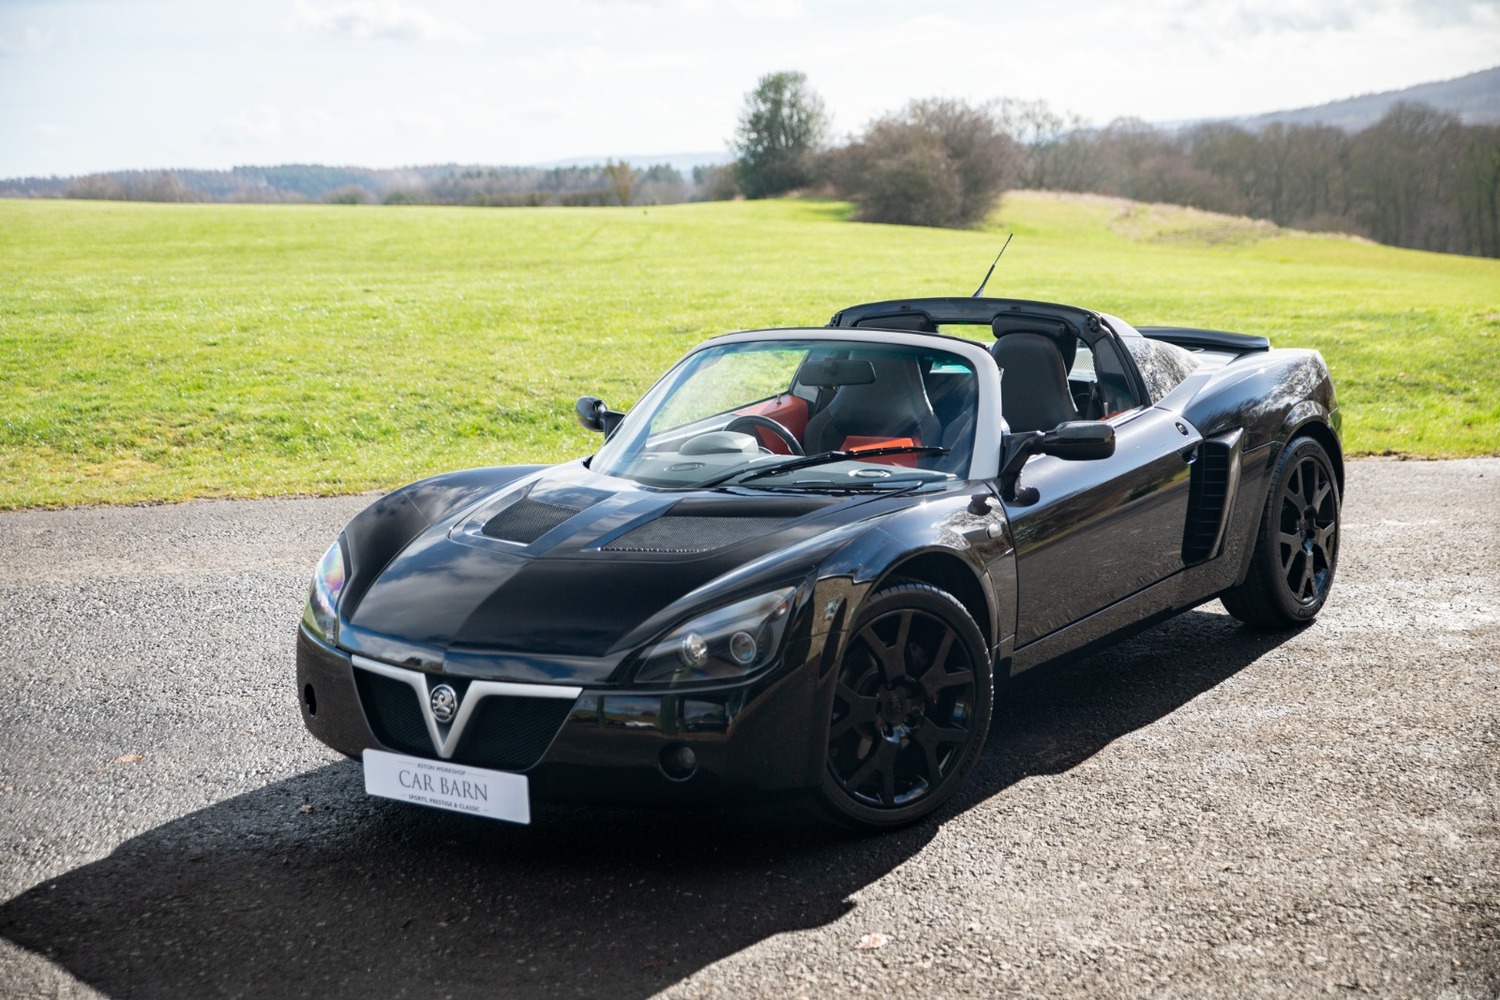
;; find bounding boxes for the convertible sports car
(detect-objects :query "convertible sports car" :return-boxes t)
[296,295,1342,829]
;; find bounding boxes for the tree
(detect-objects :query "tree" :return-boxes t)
[323,185,370,205]
[994,97,1088,188]
[692,163,739,201]
[1454,125,1500,257]
[1348,102,1464,250]
[732,70,828,199]
[603,160,635,206]
[830,98,1021,228]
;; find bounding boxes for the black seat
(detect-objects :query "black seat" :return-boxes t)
[989,333,1081,433]
[804,354,941,453]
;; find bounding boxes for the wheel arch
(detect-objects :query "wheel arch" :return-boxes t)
[877,550,994,655]
[1290,418,1344,497]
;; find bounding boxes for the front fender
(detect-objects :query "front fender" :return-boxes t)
[810,500,1008,660]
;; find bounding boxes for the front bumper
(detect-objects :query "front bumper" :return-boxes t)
[296,626,832,804]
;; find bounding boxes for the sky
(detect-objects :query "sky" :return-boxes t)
[2,0,1498,178]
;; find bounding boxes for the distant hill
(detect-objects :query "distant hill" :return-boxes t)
[532,151,730,174]
[1227,65,1500,132]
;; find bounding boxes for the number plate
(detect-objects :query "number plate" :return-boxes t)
[363,749,530,824]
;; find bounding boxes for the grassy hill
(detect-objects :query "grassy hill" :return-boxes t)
[2,193,1496,508]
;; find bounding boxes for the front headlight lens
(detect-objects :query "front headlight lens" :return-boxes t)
[302,539,346,643]
[635,587,796,685]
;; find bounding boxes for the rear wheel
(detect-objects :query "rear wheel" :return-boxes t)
[817,583,992,830]
[1220,435,1340,629]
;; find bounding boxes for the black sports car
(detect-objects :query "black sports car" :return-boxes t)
[296,295,1342,829]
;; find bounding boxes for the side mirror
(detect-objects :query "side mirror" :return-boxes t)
[1040,420,1115,461]
[575,396,607,433]
[575,396,625,436]
[998,420,1115,505]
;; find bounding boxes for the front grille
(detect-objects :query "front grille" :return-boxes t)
[452,696,575,770]
[354,663,574,771]
[603,515,780,553]
[482,496,585,544]
[354,669,432,756]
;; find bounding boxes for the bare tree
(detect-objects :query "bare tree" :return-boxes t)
[603,160,635,206]
[995,98,1089,188]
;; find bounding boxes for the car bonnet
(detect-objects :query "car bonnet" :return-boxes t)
[338,463,911,676]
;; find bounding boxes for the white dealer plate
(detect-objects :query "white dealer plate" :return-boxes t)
[363,749,530,824]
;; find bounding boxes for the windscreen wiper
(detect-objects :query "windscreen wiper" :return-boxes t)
[691,445,949,489]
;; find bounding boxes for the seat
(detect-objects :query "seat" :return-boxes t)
[989,332,1081,433]
[803,354,941,454]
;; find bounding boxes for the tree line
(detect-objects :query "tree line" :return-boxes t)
[7,73,1496,258]
[0,161,723,208]
[732,72,1500,258]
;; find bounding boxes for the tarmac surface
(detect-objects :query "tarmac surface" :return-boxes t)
[0,458,1495,998]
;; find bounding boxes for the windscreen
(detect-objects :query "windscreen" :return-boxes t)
[591,339,979,490]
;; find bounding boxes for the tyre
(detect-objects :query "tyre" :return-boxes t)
[1220,435,1341,629]
[817,583,993,830]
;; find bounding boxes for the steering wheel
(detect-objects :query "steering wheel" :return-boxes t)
[723,414,804,455]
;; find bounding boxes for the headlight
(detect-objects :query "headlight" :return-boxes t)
[302,539,346,644]
[634,587,797,685]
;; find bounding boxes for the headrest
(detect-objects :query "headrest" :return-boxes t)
[991,315,1077,372]
[991,314,1070,339]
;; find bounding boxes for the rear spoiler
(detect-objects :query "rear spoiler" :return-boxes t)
[1136,326,1270,354]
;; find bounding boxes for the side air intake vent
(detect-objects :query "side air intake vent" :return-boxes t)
[483,494,586,544]
[603,515,782,554]
[1182,432,1242,564]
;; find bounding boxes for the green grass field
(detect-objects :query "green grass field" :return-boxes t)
[2,192,1497,509]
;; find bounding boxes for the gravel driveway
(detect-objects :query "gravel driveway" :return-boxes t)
[0,459,1495,998]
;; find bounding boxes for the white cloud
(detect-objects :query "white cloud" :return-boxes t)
[721,0,804,19]
[0,26,54,56]
[515,44,704,80]
[1399,0,1500,27]
[587,0,804,16]
[206,105,284,146]
[289,0,480,42]
[2,0,1498,177]
[36,123,72,139]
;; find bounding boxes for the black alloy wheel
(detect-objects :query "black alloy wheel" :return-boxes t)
[818,583,992,829]
[1221,435,1341,629]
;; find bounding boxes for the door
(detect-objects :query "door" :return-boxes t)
[1002,406,1201,646]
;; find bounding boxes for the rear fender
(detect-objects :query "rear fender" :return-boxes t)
[1280,405,1344,495]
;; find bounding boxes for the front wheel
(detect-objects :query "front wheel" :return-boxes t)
[1220,435,1341,629]
[817,583,992,830]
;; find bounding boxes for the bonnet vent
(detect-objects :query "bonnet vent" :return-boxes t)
[600,495,837,554]
[603,515,783,554]
[482,488,600,544]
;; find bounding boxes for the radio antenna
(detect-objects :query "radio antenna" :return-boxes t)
[970,233,1013,298]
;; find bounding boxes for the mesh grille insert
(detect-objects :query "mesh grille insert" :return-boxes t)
[354,670,432,756]
[602,515,782,554]
[482,496,585,544]
[1182,443,1232,564]
[452,696,576,771]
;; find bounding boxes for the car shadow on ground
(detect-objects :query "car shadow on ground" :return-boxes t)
[0,609,1291,999]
